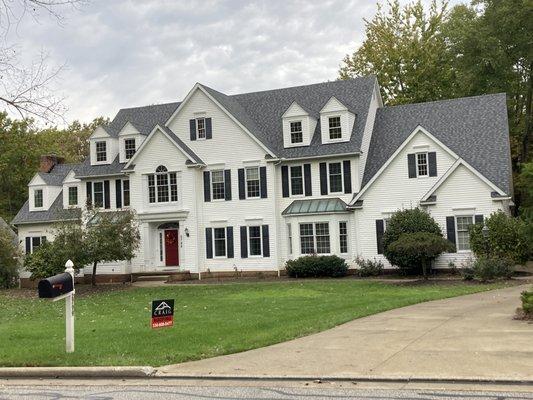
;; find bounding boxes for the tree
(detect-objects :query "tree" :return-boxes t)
[516,162,533,222]
[387,232,455,278]
[0,225,20,288]
[85,210,140,286]
[382,208,449,275]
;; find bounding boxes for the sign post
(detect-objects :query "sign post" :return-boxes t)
[151,299,174,329]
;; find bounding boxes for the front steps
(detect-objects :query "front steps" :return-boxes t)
[131,270,192,283]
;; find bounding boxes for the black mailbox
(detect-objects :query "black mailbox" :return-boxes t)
[38,272,74,298]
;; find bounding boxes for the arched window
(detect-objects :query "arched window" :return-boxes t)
[148,165,178,203]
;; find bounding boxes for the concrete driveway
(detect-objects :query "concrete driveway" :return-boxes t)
[159,283,533,381]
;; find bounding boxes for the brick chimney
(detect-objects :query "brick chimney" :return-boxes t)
[39,154,65,173]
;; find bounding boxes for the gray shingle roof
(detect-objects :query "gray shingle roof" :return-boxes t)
[37,163,78,186]
[361,93,512,195]
[105,102,181,136]
[223,76,377,158]
[11,191,81,225]
[75,156,126,178]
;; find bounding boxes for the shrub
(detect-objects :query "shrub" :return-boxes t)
[387,232,455,278]
[285,255,348,278]
[0,227,20,288]
[470,256,514,282]
[355,257,384,277]
[521,291,533,316]
[383,208,446,275]
[469,211,529,264]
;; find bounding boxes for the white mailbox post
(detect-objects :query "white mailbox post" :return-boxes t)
[53,259,75,353]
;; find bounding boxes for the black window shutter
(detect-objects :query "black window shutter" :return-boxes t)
[205,228,213,259]
[25,237,31,254]
[189,119,196,141]
[475,214,484,224]
[206,118,212,139]
[375,219,384,254]
[260,166,267,198]
[238,168,245,199]
[224,169,232,200]
[41,236,47,243]
[319,162,328,195]
[281,165,289,198]
[304,163,312,196]
[86,181,92,206]
[428,152,437,177]
[203,171,211,202]
[343,160,352,194]
[240,226,248,258]
[104,180,110,209]
[115,179,122,209]
[262,225,270,257]
[226,226,234,258]
[408,154,416,178]
[446,216,456,245]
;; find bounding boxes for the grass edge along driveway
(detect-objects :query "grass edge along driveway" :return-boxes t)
[0,280,507,367]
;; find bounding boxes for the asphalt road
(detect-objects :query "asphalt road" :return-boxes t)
[1,382,533,400]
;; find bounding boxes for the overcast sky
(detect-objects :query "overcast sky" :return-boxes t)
[9,0,463,124]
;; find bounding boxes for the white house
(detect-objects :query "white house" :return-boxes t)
[12,76,513,285]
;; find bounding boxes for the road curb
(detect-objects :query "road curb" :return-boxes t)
[0,366,156,379]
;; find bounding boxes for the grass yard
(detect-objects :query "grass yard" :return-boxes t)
[0,280,507,367]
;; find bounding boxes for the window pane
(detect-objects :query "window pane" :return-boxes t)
[246,167,260,198]
[68,187,78,206]
[93,182,104,207]
[417,153,428,176]
[300,223,314,254]
[197,118,206,138]
[287,223,292,255]
[290,121,303,144]
[214,227,226,257]
[34,190,43,207]
[211,170,225,200]
[290,166,303,195]
[148,175,155,203]
[315,223,330,254]
[123,180,130,206]
[339,221,348,253]
[169,173,178,202]
[96,141,107,162]
[249,226,262,256]
[329,163,343,192]
[456,216,473,251]
[329,116,342,139]
[157,173,169,202]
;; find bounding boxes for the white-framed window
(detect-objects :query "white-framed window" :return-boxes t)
[328,116,342,139]
[245,167,260,198]
[123,180,130,207]
[93,182,104,208]
[34,189,43,208]
[339,221,348,254]
[300,222,330,254]
[290,165,303,196]
[290,121,303,144]
[416,152,428,177]
[148,165,178,203]
[213,227,227,257]
[211,170,225,200]
[95,141,107,162]
[456,215,474,251]
[287,223,293,255]
[196,117,206,139]
[68,186,78,206]
[124,138,136,159]
[26,236,45,254]
[248,226,262,257]
[328,162,343,193]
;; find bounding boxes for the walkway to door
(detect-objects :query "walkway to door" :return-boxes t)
[159,283,533,381]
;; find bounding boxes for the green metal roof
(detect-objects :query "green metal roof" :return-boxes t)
[282,198,350,216]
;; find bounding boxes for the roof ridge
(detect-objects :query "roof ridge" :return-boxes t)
[380,92,506,110]
[117,101,181,112]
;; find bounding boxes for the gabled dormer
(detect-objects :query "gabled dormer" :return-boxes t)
[62,170,81,209]
[89,126,118,165]
[319,97,355,144]
[118,121,145,163]
[282,102,317,148]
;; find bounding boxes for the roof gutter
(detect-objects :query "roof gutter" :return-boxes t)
[266,152,361,163]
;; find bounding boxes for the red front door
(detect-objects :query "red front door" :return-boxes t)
[164,229,179,266]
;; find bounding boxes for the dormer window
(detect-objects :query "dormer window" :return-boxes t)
[124,138,136,159]
[197,117,206,139]
[290,121,303,144]
[328,116,342,139]
[68,186,78,206]
[96,141,107,162]
[34,189,43,208]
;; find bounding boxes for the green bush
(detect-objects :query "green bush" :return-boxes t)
[0,227,20,288]
[355,257,384,277]
[521,291,533,316]
[383,208,446,275]
[469,211,529,264]
[387,232,455,278]
[285,255,348,278]
[470,256,514,282]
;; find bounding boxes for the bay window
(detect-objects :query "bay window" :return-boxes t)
[300,222,330,254]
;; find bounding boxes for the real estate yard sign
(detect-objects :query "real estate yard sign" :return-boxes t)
[151,299,174,329]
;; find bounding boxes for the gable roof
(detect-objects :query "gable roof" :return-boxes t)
[11,191,81,225]
[361,93,512,195]
[36,163,79,186]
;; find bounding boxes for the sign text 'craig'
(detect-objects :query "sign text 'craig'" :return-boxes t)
[151,299,174,329]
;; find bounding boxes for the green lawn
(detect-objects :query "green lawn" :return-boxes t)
[0,280,506,367]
